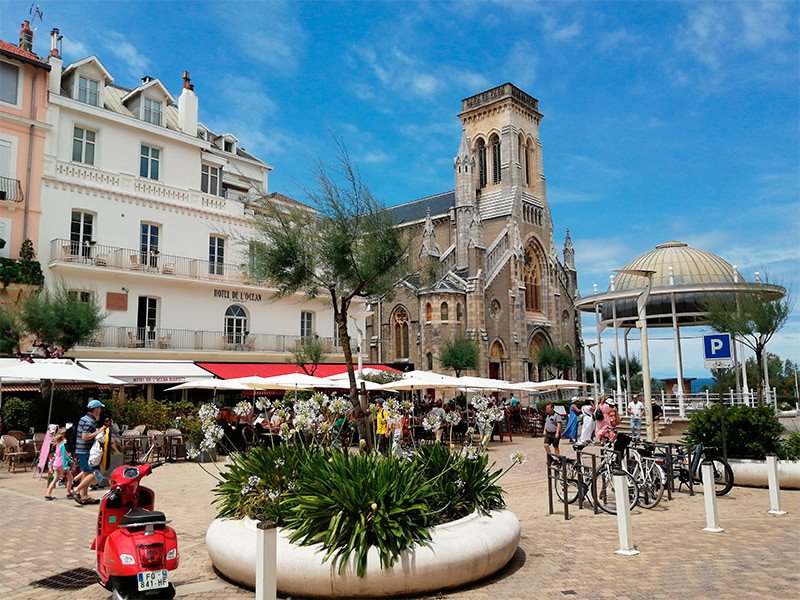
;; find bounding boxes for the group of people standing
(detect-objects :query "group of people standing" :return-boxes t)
[543,393,664,457]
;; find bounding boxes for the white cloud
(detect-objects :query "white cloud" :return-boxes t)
[551,21,582,42]
[362,151,390,164]
[597,27,643,53]
[104,31,149,74]
[411,73,439,97]
[505,40,537,89]
[573,237,632,285]
[61,37,89,60]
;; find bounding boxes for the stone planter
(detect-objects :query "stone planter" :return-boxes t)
[728,458,800,489]
[206,508,520,598]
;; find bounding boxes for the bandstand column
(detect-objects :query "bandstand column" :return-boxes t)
[610,277,624,407]
[623,328,632,399]
[595,301,605,394]
[669,288,686,418]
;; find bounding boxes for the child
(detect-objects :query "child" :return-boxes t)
[44,429,75,501]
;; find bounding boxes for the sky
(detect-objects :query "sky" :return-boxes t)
[1,0,798,380]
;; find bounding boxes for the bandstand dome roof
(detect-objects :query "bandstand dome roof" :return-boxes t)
[613,241,742,291]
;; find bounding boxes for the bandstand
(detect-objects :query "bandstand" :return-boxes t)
[576,241,785,419]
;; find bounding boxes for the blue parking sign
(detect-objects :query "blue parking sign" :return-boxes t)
[703,333,732,361]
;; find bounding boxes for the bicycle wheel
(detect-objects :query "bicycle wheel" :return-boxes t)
[692,458,735,496]
[638,462,665,509]
[555,478,580,504]
[593,469,639,515]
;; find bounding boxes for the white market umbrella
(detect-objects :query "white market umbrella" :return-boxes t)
[378,370,463,391]
[0,359,125,426]
[164,378,250,392]
[242,372,340,391]
[323,373,384,391]
[452,375,518,392]
[514,378,592,392]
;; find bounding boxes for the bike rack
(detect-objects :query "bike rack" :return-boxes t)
[546,453,571,520]
[574,449,599,514]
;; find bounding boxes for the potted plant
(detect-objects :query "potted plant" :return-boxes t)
[181,415,216,463]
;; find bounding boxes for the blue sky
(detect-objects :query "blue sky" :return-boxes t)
[2,0,798,379]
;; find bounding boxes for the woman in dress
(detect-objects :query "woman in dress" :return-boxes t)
[561,397,581,442]
[44,429,75,500]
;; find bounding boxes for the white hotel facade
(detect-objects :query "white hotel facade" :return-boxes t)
[37,33,347,366]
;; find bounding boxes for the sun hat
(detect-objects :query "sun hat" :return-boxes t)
[607,399,617,406]
[87,399,105,409]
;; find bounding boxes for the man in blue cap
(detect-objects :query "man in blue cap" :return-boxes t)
[73,399,106,505]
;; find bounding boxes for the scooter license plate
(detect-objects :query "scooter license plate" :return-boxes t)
[137,569,168,591]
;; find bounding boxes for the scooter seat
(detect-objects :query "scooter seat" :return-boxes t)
[121,508,166,526]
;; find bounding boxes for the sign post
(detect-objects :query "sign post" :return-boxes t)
[703,333,733,460]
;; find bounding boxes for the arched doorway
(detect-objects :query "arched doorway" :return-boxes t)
[489,339,505,380]
[527,331,550,381]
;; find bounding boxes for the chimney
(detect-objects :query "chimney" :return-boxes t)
[177,70,198,136]
[142,76,154,84]
[47,28,63,94]
[19,21,33,53]
[49,28,61,57]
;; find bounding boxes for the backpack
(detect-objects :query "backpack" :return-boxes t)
[594,408,604,421]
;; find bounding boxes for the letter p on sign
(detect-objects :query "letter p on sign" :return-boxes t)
[703,333,733,369]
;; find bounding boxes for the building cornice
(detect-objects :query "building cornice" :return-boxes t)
[0,111,52,130]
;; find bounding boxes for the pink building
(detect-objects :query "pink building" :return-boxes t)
[0,21,50,260]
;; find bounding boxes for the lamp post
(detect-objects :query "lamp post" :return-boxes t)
[349,304,374,378]
[616,268,656,441]
[586,342,599,399]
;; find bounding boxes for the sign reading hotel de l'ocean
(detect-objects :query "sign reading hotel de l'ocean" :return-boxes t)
[213,288,263,302]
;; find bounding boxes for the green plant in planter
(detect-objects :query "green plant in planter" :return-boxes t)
[684,404,783,459]
[777,431,800,461]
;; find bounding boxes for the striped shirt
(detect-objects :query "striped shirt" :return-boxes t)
[75,413,98,454]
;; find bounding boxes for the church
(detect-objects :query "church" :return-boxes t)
[365,83,582,382]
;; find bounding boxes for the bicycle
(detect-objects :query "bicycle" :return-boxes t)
[626,443,666,509]
[668,442,734,496]
[592,445,640,515]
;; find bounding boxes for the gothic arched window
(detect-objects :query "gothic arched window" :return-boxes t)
[425,303,432,322]
[477,138,487,188]
[523,246,543,312]
[490,134,501,184]
[393,306,409,359]
[440,302,449,321]
[426,352,434,371]
[524,141,532,186]
[456,302,463,321]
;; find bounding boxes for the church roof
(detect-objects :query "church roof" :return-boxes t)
[384,191,454,225]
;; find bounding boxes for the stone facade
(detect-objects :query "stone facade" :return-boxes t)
[366,83,581,382]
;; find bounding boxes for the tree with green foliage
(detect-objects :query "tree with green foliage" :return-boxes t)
[533,345,576,379]
[6,285,105,357]
[288,336,328,375]
[705,292,793,404]
[251,143,408,412]
[710,352,798,408]
[605,353,642,392]
[438,336,480,377]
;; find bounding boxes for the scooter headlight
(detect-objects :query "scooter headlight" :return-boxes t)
[166,549,177,560]
[119,554,136,565]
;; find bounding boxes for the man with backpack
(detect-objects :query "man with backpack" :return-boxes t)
[72,399,106,505]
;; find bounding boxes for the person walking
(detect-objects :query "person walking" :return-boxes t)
[577,398,596,447]
[428,400,447,444]
[561,397,580,442]
[72,399,106,505]
[375,399,389,454]
[44,428,75,500]
[628,394,644,441]
[542,403,563,458]
[594,397,614,444]
[651,398,664,441]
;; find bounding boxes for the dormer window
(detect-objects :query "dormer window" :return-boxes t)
[224,140,233,153]
[78,75,99,106]
[143,98,162,126]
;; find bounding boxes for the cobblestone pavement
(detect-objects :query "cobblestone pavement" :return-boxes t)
[1,435,798,599]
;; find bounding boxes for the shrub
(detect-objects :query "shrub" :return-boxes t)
[777,432,800,461]
[103,396,196,430]
[215,443,512,577]
[1,396,34,431]
[684,405,783,459]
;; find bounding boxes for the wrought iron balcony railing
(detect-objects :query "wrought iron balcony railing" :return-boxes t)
[79,325,342,354]
[0,176,23,202]
[49,238,258,286]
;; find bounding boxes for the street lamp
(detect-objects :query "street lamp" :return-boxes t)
[349,304,374,377]
[615,268,656,441]
[586,342,600,399]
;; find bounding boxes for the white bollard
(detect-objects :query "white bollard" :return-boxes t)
[766,455,787,515]
[256,520,277,600]
[701,464,724,533]
[613,473,639,556]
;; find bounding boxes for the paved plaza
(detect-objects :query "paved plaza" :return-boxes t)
[1,434,797,600]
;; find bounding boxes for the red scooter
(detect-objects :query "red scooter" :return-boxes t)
[92,452,179,599]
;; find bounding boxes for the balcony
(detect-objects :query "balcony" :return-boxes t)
[0,176,23,202]
[79,325,342,354]
[49,238,258,286]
